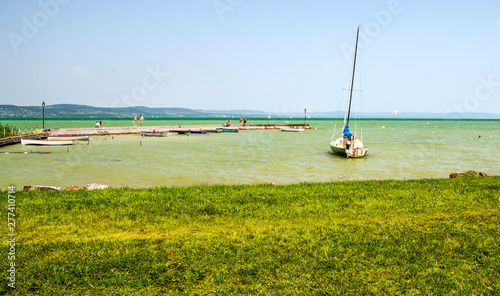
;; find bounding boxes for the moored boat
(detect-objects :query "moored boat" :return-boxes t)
[189,130,208,134]
[330,26,368,158]
[21,138,74,146]
[221,128,239,132]
[141,131,168,137]
[169,130,189,135]
[206,128,223,133]
[281,128,305,132]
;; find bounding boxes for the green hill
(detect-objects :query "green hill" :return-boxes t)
[0,104,267,118]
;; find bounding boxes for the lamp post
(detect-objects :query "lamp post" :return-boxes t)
[304,108,307,125]
[42,101,45,130]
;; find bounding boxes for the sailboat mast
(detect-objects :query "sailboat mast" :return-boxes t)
[346,26,360,125]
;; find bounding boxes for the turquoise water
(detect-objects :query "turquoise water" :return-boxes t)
[0,119,498,189]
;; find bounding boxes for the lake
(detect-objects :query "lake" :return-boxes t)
[0,118,498,189]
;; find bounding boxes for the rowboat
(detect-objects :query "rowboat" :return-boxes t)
[169,130,189,135]
[189,130,208,134]
[47,136,90,140]
[221,128,239,133]
[21,138,74,145]
[141,131,168,137]
[281,128,305,132]
[206,128,223,133]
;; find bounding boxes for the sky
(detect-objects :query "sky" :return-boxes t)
[1,0,499,115]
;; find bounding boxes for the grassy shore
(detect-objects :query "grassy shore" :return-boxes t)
[3,177,499,295]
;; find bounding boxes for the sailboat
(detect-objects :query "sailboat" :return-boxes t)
[330,26,368,158]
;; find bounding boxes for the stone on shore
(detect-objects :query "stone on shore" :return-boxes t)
[66,186,81,191]
[449,171,490,179]
[23,185,61,191]
[84,183,109,190]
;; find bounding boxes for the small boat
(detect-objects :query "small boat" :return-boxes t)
[189,130,208,134]
[221,128,239,133]
[47,136,90,140]
[21,138,74,146]
[206,128,223,133]
[169,130,189,135]
[281,128,305,132]
[330,26,368,158]
[141,131,168,137]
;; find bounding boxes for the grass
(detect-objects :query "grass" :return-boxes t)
[2,177,499,295]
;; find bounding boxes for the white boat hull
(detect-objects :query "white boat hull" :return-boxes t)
[47,136,90,140]
[21,139,74,146]
[281,128,305,132]
[330,137,367,158]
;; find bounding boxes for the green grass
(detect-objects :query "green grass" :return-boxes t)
[2,177,500,295]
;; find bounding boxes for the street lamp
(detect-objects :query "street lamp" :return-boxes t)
[304,108,307,125]
[42,101,45,130]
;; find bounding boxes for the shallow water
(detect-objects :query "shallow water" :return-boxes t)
[0,119,498,189]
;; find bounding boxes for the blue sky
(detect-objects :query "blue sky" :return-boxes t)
[1,0,499,114]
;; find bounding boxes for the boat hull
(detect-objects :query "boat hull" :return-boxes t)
[21,139,74,146]
[330,137,367,158]
[141,131,168,137]
[281,128,305,132]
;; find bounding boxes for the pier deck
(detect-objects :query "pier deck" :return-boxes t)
[0,124,314,146]
[47,124,314,136]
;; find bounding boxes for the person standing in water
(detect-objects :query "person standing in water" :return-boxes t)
[140,115,144,127]
[133,114,137,127]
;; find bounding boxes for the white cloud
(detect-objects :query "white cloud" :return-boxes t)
[72,66,92,76]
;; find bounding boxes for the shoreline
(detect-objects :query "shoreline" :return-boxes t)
[17,173,495,192]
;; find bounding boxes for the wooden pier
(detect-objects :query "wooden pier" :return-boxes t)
[0,133,49,147]
[0,124,314,146]
[46,124,314,137]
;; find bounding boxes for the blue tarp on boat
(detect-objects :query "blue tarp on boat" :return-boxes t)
[343,124,353,138]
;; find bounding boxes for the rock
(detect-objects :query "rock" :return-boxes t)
[65,186,80,191]
[464,170,479,176]
[269,182,276,186]
[23,185,61,191]
[84,183,109,190]
[450,171,490,178]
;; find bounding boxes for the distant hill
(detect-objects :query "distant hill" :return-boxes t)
[0,104,499,119]
[0,104,268,118]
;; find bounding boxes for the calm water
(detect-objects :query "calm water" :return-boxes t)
[0,118,498,189]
